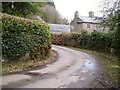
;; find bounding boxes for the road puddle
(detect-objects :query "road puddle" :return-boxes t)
[26,72,48,76]
[83,59,96,70]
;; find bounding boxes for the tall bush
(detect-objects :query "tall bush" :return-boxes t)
[108,10,120,59]
[52,32,113,54]
[2,13,51,61]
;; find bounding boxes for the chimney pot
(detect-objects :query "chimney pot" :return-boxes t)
[89,11,94,18]
[75,11,79,18]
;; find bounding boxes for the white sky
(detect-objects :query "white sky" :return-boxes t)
[54,0,102,22]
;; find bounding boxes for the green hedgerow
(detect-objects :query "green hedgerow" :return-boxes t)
[2,13,51,61]
[52,31,113,54]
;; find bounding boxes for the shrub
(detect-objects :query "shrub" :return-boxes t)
[2,13,51,61]
[52,31,113,54]
[87,32,113,53]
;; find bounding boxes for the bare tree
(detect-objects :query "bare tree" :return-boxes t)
[100,0,120,30]
[101,0,119,17]
[40,4,68,24]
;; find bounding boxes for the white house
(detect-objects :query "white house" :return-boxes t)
[70,11,108,33]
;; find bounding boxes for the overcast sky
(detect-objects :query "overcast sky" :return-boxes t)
[54,0,102,22]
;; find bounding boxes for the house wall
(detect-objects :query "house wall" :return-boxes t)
[71,21,97,33]
[82,23,96,33]
[70,18,107,33]
[70,19,83,33]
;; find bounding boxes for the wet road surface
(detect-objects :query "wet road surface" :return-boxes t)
[2,45,103,88]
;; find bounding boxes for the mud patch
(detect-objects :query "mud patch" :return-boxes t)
[25,72,48,76]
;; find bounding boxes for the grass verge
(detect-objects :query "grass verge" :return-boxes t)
[59,45,120,86]
[2,50,58,74]
[84,49,119,84]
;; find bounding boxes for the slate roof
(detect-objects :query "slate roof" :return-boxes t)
[77,16,102,24]
[49,24,70,32]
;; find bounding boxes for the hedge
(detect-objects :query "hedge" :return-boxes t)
[52,32,113,54]
[2,13,51,61]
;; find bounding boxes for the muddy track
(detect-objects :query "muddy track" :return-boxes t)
[2,45,118,88]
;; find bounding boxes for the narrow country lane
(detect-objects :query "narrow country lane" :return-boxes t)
[2,45,103,88]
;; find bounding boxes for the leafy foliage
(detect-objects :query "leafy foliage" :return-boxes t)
[2,13,51,61]
[2,2,46,17]
[108,10,120,58]
[2,2,69,24]
[52,32,113,54]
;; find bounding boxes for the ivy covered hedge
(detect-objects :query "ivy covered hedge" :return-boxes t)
[52,32,113,54]
[2,13,51,61]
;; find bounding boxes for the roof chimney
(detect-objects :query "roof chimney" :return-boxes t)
[89,11,94,18]
[74,11,79,18]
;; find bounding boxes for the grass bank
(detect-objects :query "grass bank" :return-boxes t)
[60,45,119,86]
[2,50,58,75]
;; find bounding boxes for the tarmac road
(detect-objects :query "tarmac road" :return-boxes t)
[2,45,103,88]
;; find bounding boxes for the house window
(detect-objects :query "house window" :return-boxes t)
[87,24,90,28]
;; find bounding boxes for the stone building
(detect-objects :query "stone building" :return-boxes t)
[70,11,104,33]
